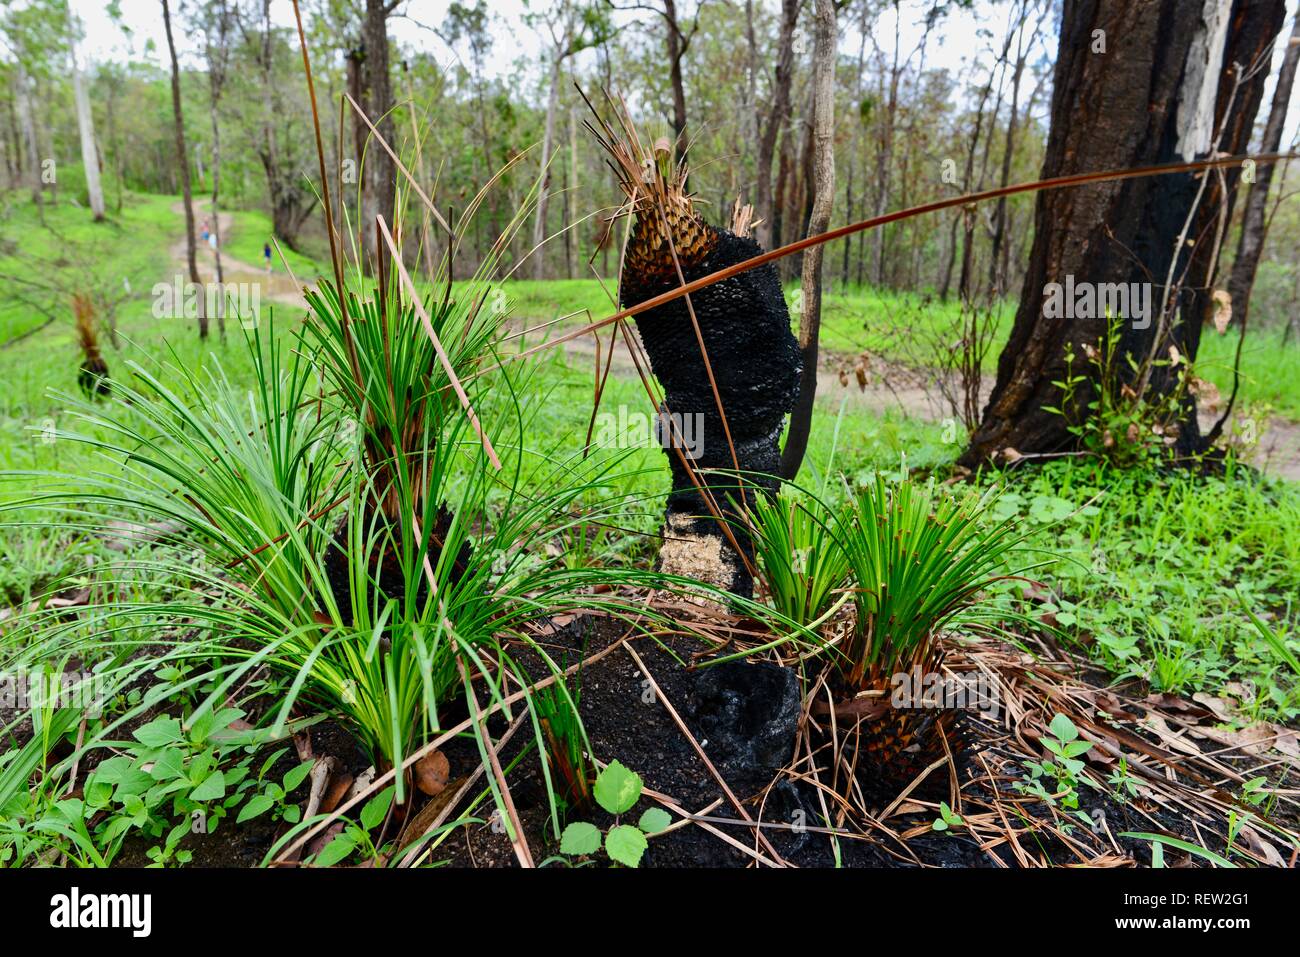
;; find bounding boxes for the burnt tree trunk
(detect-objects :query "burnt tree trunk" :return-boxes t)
[962,0,1285,466]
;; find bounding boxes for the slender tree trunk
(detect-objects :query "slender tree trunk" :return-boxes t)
[532,55,563,280]
[68,18,105,221]
[664,0,690,158]
[15,65,42,215]
[989,0,1038,296]
[359,0,397,270]
[780,0,835,480]
[871,5,902,287]
[3,91,20,186]
[1227,6,1300,327]
[162,0,206,339]
[205,1,231,339]
[755,0,801,252]
[567,97,579,280]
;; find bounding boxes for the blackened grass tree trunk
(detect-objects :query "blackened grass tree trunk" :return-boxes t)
[962,0,1286,466]
[780,0,836,481]
[588,102,801,599]
[162,0,207,339]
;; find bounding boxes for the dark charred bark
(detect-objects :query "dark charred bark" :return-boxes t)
[622,229,801,599]
[962,0,1284,466]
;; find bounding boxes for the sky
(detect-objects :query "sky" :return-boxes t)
[71,0,1300,145]
[72,0,1015,80]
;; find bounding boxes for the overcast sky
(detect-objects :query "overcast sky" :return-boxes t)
[71,0,1300,145]
[71,0,1037,82]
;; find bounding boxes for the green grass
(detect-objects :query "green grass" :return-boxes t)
[220,206,326,280]
[990,458,1300,719]
[1197,327,1300,421]
[1,190,1296,722]
[500,277,1300,421]
[0,192,176,345]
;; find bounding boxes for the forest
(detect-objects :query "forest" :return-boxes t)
[0,0,1299,915]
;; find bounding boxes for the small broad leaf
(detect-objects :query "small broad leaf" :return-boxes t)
[189,770,226,802]
[133,717,183,748]
[282,760,314,793]
[312,832,357,868]
[359,785,395,831]
[593,760,642,816]
[638,807,672,834]
[84,780,114,809]
[560,821,602,856]
[1061,740,1094,758]
[147,748,187,783]
[932,817,949,831]
[604,824,648,867]
[1048,712,1079,743]
[236,793,275,824]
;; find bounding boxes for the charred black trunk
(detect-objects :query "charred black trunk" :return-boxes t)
[962,0,1285,466]
[77,356,110,398]
[322,504,472,625]
[622,228,802,599]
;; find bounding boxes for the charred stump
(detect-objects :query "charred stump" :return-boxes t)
[592,107,801,599]
[622,225,800,599]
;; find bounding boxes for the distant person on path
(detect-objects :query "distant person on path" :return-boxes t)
[264,242,273,273]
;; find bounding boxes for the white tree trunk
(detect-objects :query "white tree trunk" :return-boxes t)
[15,65,42,209]
[531,56,562,281]
[68,18,105,221]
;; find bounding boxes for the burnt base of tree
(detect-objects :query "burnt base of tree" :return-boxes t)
[321,504,471,625]
[77,357,110,398]
[103,609,1300,868]
[683,660,801,778]
[622,228,802,598]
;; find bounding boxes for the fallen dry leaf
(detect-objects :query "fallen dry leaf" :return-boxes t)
[1139,713,1204,756]
[1211,289,1232,334]
[1189,721,1276,756]
[320,771,354,816]
[1191,692,1239,724]
[414,750,450,797]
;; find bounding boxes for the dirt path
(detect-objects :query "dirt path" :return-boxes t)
[535,326,1300,481]
[162,202,1300,481]
[168,200,307,309]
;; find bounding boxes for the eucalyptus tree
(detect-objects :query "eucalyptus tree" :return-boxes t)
[963,0,1288,465]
